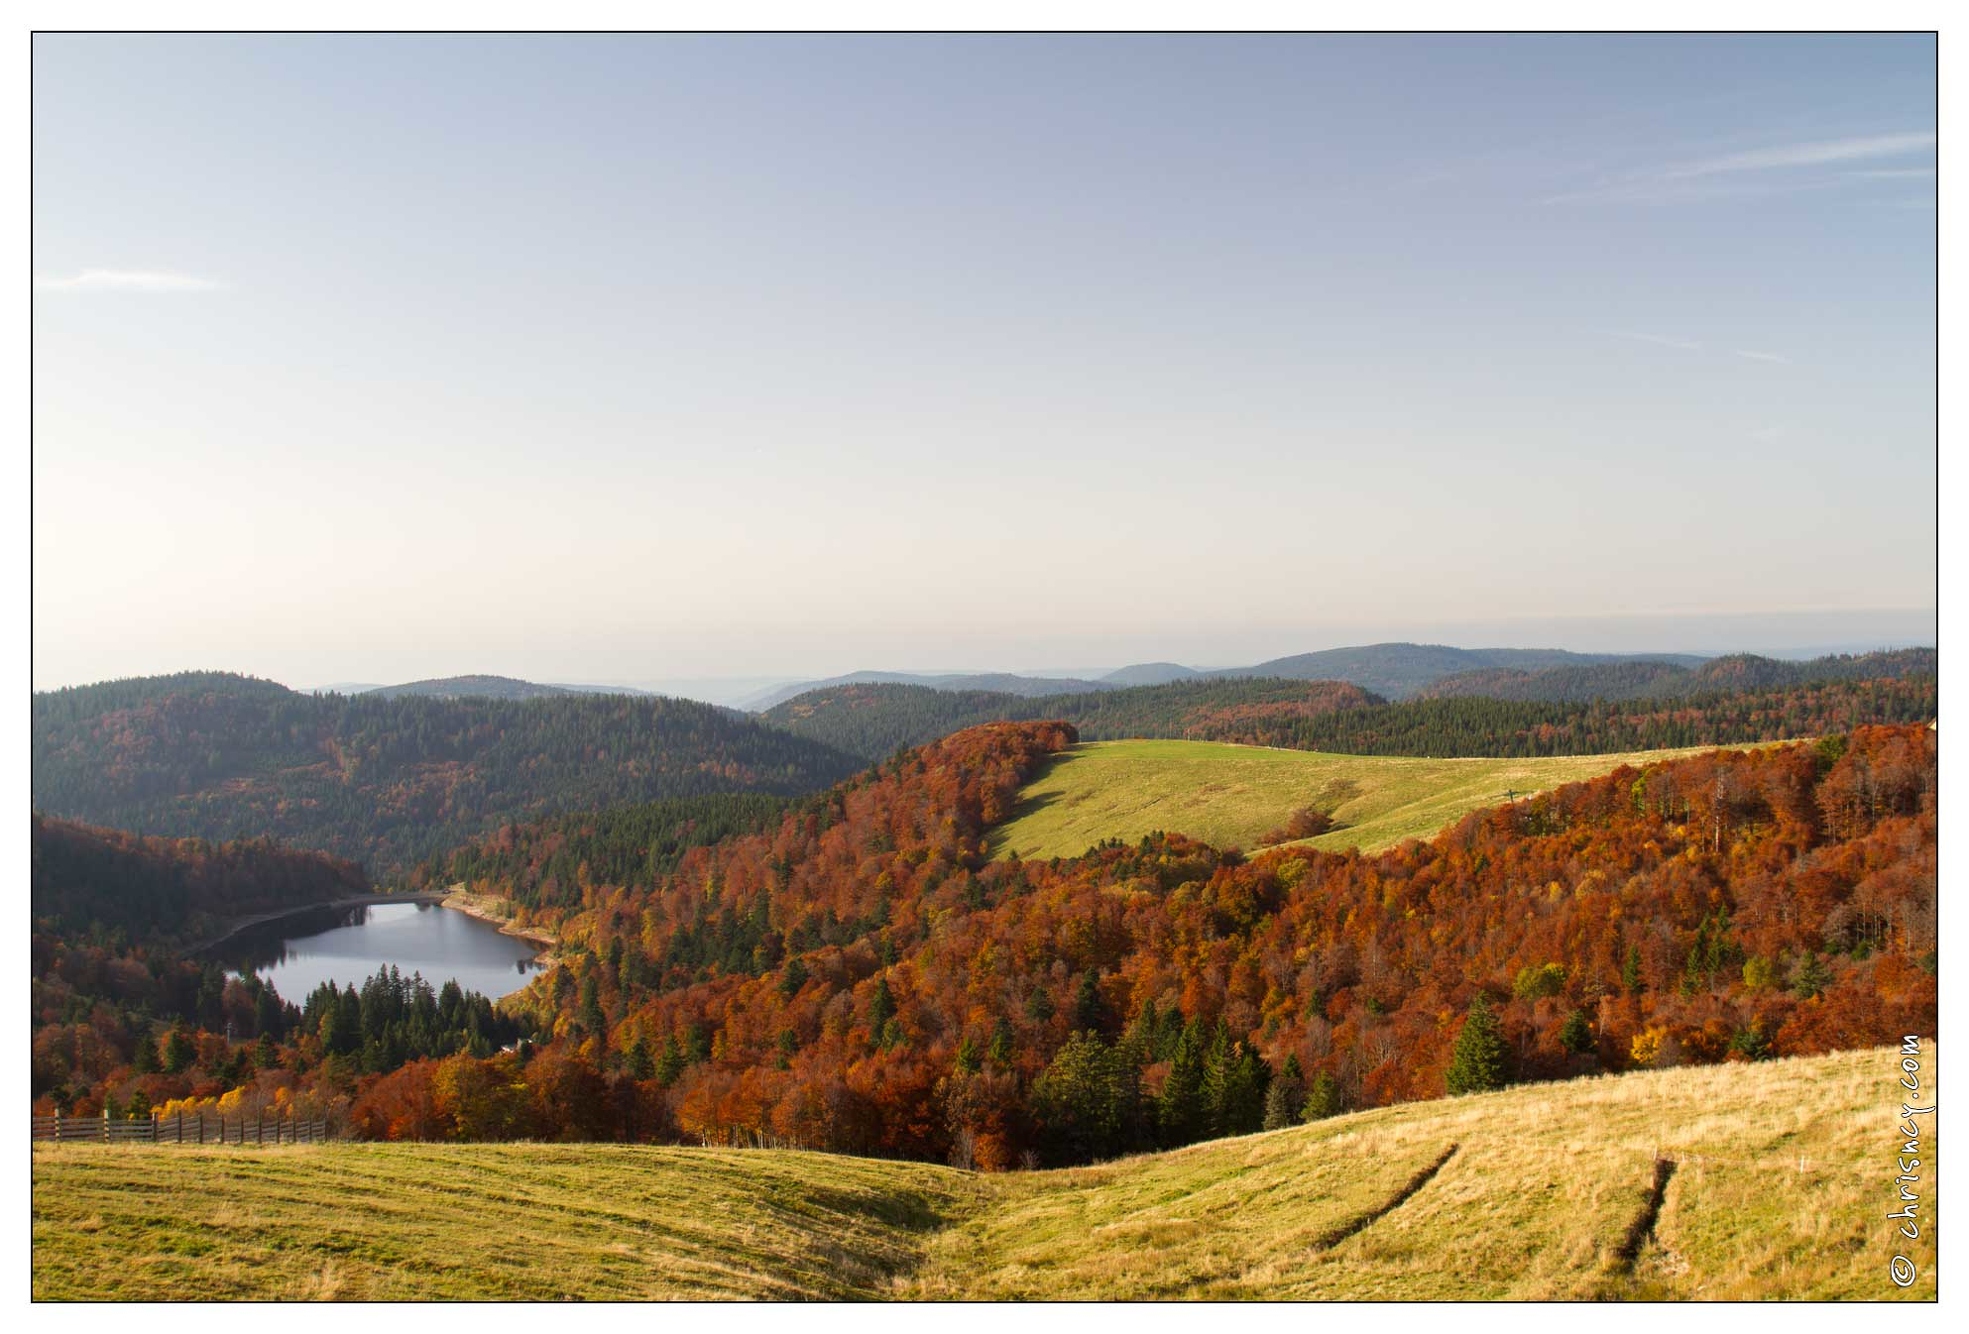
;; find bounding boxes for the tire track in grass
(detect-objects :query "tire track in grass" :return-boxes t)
[1611,1158,1676,1273]
[1310,1142,1459,1250]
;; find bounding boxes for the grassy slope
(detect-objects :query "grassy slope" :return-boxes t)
[33,1047,1933,1300]
[29,1142,980,1300]
[990,738,1722,860]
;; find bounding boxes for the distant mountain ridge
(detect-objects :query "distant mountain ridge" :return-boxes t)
[361,675,656,700]
[744,642,1714,710]
[1418,647,1938,704]
[739,670,1112,713]
[1100,662,1202,686]
[1210,644,1711,699]
[761,648,1936,761]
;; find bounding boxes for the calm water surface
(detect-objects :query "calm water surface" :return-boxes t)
[228,902,545,1002]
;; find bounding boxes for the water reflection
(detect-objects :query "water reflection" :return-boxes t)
[225,901,545,1002]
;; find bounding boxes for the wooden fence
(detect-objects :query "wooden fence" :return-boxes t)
[32,1112,331,1145]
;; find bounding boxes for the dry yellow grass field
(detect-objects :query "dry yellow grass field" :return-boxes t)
[33,1044,1932,1301]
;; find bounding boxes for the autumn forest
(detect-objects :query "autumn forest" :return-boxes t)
[29,658,1938,1171]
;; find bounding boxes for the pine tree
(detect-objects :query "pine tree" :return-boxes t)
[625,1033,655,1080]
[1445,994,1512,1095]
[1301,1071,1342,1122]
[1024,984,1055,1024]
[1622,943,1644,995]
[131,1030,160,1074]
[1030,1032,1141,1165]
[1072,972,1110,1034]
[1200,1020,1234,1133]
[1218,1039,1270,1136]
[578,974,607,1037]
[1791,949,1832,999]
[1559,1008,1594,1056]
[1262,1056,1303,1131]
[1157,1020,1207,1147]
[986,1016,1016,1069]
[163,1026,197,1075]
[652,1032,686,1086]
[954,1035,981,1074]
[867,976,897,1047]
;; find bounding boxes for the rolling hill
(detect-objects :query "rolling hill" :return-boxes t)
[31,672,862,877]
[762,669,1936,763]
[360,675,659,700]
[762,678,1381,760]
[1214,643,1710,699]
[740,670,1112,714]
[30,1045,1932,1300]
[988,738,1720,860]
[1420,648,1937,704]
[1100,662,1202,686]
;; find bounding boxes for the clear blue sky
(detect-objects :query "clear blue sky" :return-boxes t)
[32,34,1936,690]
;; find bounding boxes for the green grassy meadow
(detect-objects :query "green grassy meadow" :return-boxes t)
[33,1046,1933,1301]
[990,738,1728,860]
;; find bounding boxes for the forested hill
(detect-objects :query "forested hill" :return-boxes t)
[1418,647,1937,703]
[742,670,1110,713]
[1214,643,1709,699]
[420,791,800,917]
[762,670,1935,761]
[360,674,658,700]
[464,719,1932,1167]
[32,672,864,877]
[31,814,370,947]
[763,678,1379,760]
[361,675,574,700]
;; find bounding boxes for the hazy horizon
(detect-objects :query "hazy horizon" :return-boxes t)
[30,605,1938,699]
[33,35,1936,692]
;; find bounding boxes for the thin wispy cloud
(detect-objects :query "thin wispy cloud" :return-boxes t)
[34,269,225,293]
[1659,131,1934,180]
[1607,331,1792,368]
[1548,130,1934,205]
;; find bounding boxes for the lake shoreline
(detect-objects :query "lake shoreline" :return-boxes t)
[441,885,560,969]
[190,891,451,957]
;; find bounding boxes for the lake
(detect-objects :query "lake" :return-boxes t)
[226,901,547,1003]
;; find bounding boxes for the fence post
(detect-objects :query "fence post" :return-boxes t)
[102,1108,109,1144]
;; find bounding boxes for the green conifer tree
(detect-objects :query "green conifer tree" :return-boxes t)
[1445,993,1512,1095]
[867,976,897,1047]
[1072,972,1110,1034]
[1157,1020,1207,1147]
[1622,943,1645,995]
[625,1033,655,1080]
[131,1030,160,1074]
[1301,1071,1342,1122]
[652,1032,686,1086]
[1262,1055,1303,1131]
